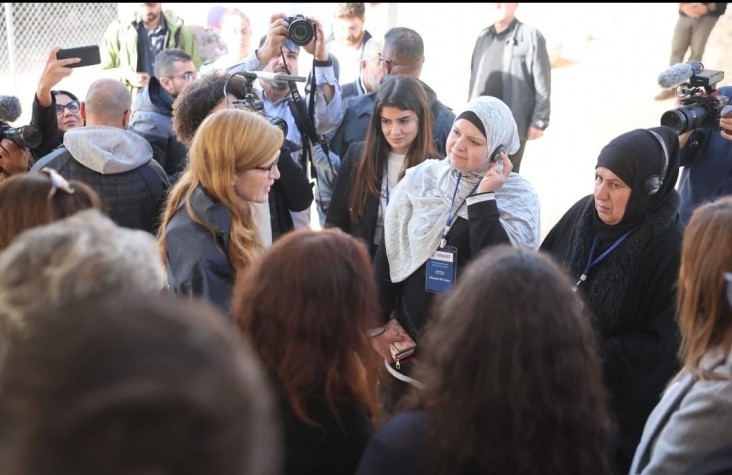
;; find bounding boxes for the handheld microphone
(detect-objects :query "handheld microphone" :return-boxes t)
[657,62,702,89]
[0,95,22,123]
[242,71,307,83]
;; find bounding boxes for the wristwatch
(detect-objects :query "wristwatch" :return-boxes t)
[313,56,333,67]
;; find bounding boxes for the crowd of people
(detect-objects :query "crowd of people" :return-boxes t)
[0,3,731,474]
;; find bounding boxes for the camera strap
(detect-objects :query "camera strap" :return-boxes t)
[286,80,334,175]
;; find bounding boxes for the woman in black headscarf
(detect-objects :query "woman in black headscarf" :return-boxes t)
[541,126,683,474]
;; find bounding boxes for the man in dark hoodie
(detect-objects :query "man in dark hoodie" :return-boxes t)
[328,27,455,160]
[31,79,169,235]
[128,48,194,183]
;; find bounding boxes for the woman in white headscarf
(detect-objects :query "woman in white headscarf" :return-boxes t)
[371,96,540,396]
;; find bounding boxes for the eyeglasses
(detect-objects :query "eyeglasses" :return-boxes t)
[168,71,197,82]
[54,100,80,116]
[39,167,75,198]
[253,158,280,178]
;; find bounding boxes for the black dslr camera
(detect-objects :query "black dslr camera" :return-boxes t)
[284,14,315,46]
[660,64,728,135]
[1,122,41,148]
[228,75,288,137]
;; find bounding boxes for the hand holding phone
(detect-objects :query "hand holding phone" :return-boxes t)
[56,45,101,68]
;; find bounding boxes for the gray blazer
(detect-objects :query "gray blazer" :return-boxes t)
[629,348,732,474]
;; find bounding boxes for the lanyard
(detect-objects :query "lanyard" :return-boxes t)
[440,175,480,248]
[574,231,632,289]
[384,163,390,206]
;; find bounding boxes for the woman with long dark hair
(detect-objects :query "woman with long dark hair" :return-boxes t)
[357,245,611,475]
[326,75,437,257]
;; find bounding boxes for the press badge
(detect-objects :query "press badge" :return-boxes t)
[425,246,457,293]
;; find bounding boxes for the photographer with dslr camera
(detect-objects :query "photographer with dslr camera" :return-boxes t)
[227,13,342,228]
[657,61,732,224]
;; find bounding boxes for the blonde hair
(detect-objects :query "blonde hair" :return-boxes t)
[158,108,283,273]
[678,196,732,378]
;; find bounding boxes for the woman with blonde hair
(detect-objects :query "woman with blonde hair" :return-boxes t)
[158,108,284,314]
[631,196,732,474]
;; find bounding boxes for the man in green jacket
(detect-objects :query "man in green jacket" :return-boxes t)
[101,3,201,98]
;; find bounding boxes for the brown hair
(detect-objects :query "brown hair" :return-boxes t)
[349,75,435,222]
[334,3,365,19]
[0,171,100,251]
[232,228,382,426]
[677,196,732,378]
[401,245,611,475]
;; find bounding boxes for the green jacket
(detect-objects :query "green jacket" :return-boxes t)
[101,10,201,92]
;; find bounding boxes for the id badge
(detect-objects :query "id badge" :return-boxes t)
[425,246,457,293]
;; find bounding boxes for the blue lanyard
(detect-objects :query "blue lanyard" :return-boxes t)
[440,175,480,248]
[574,231,632,289]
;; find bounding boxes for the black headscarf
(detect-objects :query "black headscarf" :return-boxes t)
[593,126,680,244]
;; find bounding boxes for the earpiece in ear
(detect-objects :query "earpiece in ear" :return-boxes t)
[644,130,669,196]
[644,175,662,195]
[491,145,506,162]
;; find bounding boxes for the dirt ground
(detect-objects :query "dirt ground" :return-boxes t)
[516,6,732,239]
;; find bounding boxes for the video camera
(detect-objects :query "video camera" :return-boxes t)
[0,95,42,148]
[222,72,289,137]
[284,15,315,46]
[658,62,729,135]
[1,122,41,149]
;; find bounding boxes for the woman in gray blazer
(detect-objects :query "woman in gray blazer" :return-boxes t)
[630,196,732,474]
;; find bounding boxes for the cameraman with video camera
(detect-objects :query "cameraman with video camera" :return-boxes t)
[227,13,342,228]
[658,61,732,224]
[676,85,732,224]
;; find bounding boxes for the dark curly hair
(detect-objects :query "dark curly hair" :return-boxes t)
[172,72,249,146]
[400,245,612,475]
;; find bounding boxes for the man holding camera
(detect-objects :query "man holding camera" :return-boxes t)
[227,13,342,228]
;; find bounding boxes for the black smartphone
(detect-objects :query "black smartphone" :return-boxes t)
[56,45,101,68]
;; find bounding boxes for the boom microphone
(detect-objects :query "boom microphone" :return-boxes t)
[0,95,22,123]
[657,61,704,89]
[241,71,307,82]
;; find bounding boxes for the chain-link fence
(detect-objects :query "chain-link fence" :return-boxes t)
[1,3,118,76]
[1,3,119,123]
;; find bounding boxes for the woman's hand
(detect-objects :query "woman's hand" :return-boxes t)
[477,150,513,194]
[369,325,408,362]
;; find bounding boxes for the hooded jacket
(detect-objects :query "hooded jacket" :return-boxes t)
[31,126,169,234]
[128,77,187,183]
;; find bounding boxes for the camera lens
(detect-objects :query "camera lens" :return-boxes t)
[288,18,314,46]
[660,103,708,135]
